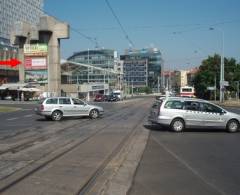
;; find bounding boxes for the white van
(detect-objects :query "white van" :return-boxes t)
[112,90,124,100]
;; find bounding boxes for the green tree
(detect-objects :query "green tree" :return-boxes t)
[194,54,240,99]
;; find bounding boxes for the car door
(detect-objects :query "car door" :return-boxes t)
[199,102,224,127]
[58,98,74,116]
[71,98,90,116]
[184,101,203,127]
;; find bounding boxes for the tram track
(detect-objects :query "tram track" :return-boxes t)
[0,99,150,194]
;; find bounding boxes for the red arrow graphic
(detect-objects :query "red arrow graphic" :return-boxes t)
[0,59,21,67]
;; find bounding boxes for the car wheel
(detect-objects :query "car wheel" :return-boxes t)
[226,119,239,133]
[51,110,63,121]
[171,118,185,132]
[89,109,99,119]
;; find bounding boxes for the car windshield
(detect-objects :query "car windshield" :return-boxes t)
[72,98,85,105]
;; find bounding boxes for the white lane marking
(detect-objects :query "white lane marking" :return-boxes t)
[152,136,226,195]
[7,117,19,121]
[23,114,33,118]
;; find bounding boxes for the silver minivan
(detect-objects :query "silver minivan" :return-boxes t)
[148,97,240,132]
[35,97,104,121]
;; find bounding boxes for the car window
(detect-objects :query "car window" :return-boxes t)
[72,98,85,105]
[184,101,200,111]
[200,102,222,113]
[59,98,71,105]
[45,98,58,104]
[164,100,183,109]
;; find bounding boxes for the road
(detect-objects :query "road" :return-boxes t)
[0,98,150,195]
[0,98,240,195]
[129,106,240,195]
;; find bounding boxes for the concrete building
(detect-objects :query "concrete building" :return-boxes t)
[11,16,69,96]
[120,48,163,91]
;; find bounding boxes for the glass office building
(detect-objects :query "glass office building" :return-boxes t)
[66,49,119,86]
[120,48,163,90]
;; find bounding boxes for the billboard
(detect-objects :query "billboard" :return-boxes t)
[25,70,48,83]
[25,57,47,70]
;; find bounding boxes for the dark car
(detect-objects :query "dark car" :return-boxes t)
[106,94,120,102]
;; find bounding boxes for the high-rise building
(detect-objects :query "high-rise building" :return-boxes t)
[120,48,163,90]
[0,0,44,83]
[0,0,44,40]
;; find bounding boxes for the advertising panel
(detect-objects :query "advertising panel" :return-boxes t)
[25,70,48,83]
[25,57,47,70]
[24,44,48,84]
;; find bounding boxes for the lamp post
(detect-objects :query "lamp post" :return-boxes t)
[235,81,240,101]
[209,27,224,102]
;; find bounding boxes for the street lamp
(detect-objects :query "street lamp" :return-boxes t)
[209,27,224,102]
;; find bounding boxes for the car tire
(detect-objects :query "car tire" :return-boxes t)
[171,118,185,132]
[51,110,63,121]
[226,119,239,133]
[89,109,99,119]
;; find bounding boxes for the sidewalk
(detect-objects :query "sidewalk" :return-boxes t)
[212,100,240,108]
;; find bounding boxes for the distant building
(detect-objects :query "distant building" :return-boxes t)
[120,48,163,90]
[66,49,120,89]
[163,67,199,94]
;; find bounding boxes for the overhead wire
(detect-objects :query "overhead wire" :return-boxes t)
[104,0,135,47]
[24,2,99,47]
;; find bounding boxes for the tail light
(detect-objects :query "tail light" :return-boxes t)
[40,105,44,111]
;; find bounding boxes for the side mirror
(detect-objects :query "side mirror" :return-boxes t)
[220,110,226,115]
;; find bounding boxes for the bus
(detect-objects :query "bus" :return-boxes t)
[180,86,196,98]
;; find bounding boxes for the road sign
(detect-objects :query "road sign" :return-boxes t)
[207,86,216,90]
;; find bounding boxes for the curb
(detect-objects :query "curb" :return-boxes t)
[87,125,149,195]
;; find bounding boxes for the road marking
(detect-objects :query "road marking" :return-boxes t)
[152,136,226,195]
[23,114,33,118]
[7,117,19,121]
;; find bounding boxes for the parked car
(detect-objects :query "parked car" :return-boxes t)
[35,97,104,121]
[105,94,120,102]
[94,94,107,102]
[148,97,240,133]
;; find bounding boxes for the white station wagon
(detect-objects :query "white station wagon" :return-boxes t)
[148,97,240,133]
[35,97,104,121]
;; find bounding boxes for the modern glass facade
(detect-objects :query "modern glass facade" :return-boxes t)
[120,48,163,89]
[68,49,117,69]
[0,0,44,40]
[66,49,119,87]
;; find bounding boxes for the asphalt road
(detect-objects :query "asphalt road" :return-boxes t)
[129,107,240,195]
[0,101,121,138]
[1,99,240,195]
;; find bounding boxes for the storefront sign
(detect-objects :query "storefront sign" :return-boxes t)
[24,44,48,56]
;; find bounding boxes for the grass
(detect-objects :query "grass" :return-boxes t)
[0,106,21,113]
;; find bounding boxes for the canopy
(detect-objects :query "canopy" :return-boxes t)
[18,87,41,92]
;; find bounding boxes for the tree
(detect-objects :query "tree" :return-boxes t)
[194,54,240,99]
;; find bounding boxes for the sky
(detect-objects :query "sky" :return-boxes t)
[44,0,240,70]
